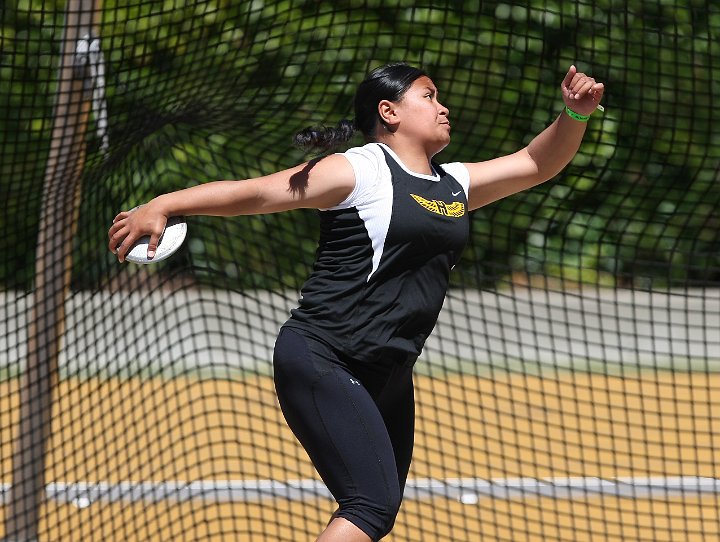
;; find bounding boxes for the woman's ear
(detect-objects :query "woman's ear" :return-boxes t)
[377,99,400,131]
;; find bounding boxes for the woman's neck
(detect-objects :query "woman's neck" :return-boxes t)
[374,138,434,175]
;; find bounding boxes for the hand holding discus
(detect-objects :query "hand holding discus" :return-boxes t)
[108,204,187,264]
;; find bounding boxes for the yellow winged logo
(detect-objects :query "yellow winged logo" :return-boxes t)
[410,194,465,218]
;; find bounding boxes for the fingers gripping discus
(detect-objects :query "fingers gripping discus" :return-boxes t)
[124,215,187,264]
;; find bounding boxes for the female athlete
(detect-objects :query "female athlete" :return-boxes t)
[109,62,604,541]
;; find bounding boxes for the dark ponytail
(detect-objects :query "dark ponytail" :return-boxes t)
[293,62,427,153]
[292,118,356,153]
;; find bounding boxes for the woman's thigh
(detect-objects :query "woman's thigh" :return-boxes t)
[273,327,405,510]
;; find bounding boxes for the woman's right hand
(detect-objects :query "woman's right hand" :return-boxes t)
[108,199,168,263]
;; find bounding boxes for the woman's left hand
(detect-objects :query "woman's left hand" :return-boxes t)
[561,65,604,116]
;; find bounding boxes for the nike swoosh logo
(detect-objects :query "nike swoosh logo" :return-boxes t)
[452,190,462,196]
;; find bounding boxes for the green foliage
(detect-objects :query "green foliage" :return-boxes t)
[1,0,719,290]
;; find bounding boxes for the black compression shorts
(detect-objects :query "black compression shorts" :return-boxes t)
[273,326,415,541]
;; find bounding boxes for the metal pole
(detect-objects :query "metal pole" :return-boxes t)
[4,1,102,540]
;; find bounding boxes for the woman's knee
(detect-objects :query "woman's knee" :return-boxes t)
[338,489,403,540]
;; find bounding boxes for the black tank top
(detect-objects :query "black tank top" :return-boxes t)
[284,146,469,364]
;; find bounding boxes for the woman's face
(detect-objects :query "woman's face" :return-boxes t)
[392,76,451,155]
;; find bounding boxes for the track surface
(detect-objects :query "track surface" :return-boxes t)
[2,373,719,541]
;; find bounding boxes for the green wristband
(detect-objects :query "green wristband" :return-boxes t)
[564,106,591,122]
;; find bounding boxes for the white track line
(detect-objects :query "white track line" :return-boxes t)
[2,477,719,507]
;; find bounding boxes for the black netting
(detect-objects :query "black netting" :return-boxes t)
[2,1,719,541]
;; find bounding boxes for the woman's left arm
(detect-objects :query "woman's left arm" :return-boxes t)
[464,65,604,211]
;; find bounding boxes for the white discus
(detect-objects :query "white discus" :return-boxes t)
[124,215,187,264]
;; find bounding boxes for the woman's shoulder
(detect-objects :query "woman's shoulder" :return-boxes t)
[437,161,471,195]
[339,143,387,181]
[324,144,388,210]
[342,142,385,162]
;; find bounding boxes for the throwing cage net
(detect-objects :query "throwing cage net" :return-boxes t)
[2,1,719,540]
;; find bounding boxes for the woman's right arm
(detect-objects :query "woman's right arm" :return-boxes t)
[108,153,355,262]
